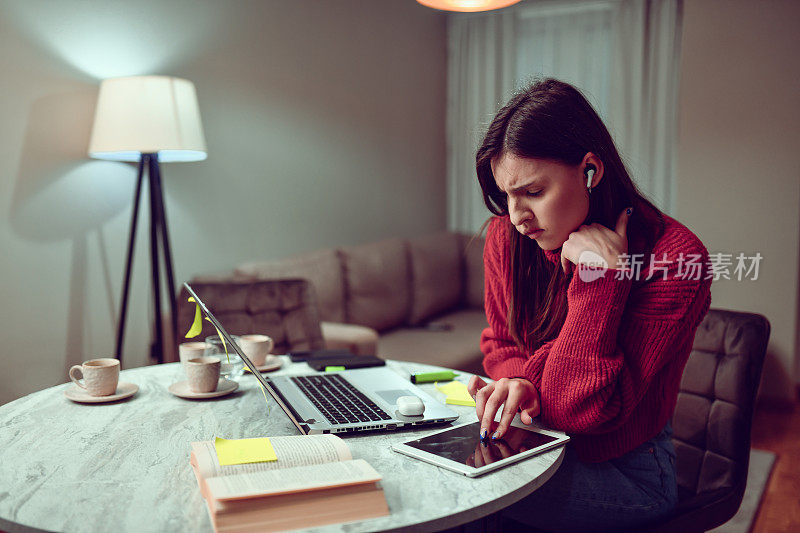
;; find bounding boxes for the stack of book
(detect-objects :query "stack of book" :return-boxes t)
[190,434,389,532]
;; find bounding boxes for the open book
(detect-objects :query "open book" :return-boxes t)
[190,434,389,532]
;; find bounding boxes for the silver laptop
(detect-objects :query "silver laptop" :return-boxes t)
[184,283,459,435]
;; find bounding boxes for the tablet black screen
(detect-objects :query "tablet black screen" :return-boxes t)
[404,422,559,468]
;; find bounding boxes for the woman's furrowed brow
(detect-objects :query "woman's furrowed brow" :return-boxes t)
[507,176,545,193]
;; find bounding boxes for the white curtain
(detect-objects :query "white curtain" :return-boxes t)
[446,11,518,234]
[447,0,683,233]
[607,0,683,217]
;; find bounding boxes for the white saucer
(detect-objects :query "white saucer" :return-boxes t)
[64,382,139,404]
[244,357,283,373]
[168,379,239,399]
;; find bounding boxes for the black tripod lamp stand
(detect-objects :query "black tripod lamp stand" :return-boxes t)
[88,75,207,364]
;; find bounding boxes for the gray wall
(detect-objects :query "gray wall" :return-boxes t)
[676,0,800,402]
[0,1,447,405]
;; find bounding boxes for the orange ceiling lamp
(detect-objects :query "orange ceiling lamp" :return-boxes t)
[416,0,522,12]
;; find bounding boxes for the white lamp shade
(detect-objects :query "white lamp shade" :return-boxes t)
[88,76,207,162]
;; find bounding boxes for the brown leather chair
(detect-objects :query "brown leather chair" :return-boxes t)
[176,278,326,354]
[647,308,771,532]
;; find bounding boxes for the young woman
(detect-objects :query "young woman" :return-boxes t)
[467,78,712,531]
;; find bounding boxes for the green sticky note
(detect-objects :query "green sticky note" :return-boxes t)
[412,371,458,383]
[214,437,277,466]
[435,381,476,407]
[325,366,345,372]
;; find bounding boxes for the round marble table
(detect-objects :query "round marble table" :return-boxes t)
[0,359,564,533]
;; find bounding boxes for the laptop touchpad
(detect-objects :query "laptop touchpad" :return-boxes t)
[376,389,419,405]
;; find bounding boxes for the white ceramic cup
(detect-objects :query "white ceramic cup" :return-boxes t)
[179,342,209,369]
[238,334,274,367]
[185,356,221,393]
[69,358,120,396]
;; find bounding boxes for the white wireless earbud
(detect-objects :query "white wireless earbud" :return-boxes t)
[584,165,597,197]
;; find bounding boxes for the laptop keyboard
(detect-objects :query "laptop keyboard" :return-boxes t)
[291,374,393,425]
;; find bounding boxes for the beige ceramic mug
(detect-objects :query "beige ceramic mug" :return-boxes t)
[69,358,120,396]
[179,342,209,369]
[238,334,274,366]
[185,356,221,393]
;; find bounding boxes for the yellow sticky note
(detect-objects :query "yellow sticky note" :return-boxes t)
[185,297,203,338]
[214,437,277,466]
[435,381,476,407]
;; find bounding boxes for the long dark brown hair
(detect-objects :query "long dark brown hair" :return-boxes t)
[476,78,666,350]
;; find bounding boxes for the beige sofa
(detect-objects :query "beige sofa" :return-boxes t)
[217,231,488,374]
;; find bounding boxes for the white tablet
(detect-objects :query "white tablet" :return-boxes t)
[392,419,569,477]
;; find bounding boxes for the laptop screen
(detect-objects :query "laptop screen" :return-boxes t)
[182,283,302,429]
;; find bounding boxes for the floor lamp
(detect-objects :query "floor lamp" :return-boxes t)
[88,76,207,364]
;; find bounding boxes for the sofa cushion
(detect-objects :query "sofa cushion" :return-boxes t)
[320,321,379,356]
[460,233,486,309]
[407,232,463,325]
[340,238,410,332]
[377,309,487,375]
[235,249,345,323]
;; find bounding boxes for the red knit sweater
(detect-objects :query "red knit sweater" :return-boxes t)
[480,214,712,462]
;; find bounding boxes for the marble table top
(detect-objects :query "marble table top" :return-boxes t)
[0,358,564,533]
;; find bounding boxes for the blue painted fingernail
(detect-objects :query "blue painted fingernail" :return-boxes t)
[626,207,633,215]
[491,432,499,440]
[480,429,487,439]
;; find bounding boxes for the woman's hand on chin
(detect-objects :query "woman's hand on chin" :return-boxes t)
[560,207,633,275]
[468,375,540,441]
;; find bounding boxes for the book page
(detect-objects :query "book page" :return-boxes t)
[206,459,381,501]
[190,434,351,479]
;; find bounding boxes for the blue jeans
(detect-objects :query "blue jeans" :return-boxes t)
[502,423,677,532]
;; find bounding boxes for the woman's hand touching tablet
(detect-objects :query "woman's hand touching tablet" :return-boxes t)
[468,375,540,440]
